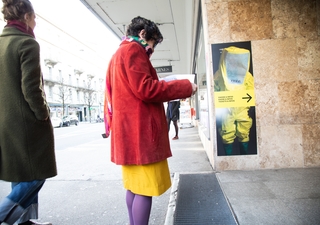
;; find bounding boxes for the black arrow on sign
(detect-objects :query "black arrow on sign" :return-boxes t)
[242,93,252,103]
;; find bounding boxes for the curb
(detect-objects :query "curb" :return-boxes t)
[164,172,180,225]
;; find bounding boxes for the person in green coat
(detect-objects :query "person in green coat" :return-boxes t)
[0,1,57,225]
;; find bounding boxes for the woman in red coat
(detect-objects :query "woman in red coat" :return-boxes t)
[104,16,197,225]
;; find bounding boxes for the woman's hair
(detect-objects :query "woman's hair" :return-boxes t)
[126,16,163,45]
[1,0,34,21]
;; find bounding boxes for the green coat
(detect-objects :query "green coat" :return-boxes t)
[0,27,57,182]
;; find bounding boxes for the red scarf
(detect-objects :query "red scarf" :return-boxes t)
[5,20,35,38]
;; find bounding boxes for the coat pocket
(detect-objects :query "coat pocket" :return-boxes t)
[151,116,159,143]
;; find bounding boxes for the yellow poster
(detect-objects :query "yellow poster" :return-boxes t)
[212,42,257,156]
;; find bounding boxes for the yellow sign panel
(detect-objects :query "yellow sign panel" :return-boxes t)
[214,90,255,108]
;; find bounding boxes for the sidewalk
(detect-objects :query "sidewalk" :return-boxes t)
[215,167,320,225]
[1,126,320,225]
[166,126,320,225]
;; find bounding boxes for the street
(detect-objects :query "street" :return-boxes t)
[50,123,120,181]
[54,122,106,151]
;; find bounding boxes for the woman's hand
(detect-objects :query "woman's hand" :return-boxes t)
[191,83,198,95]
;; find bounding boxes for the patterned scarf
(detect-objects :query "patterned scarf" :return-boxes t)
[103,36,154,137]
[123,36,154,58]
[6,20,35,38]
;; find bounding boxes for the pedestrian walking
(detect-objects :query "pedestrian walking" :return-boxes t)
[0,1,57,224]
[166,100,180,140]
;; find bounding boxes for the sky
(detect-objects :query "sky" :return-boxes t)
[0,0,121,76]
[30,0,121,61]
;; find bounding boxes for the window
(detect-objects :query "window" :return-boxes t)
[49,86,53,99]
[69,89,72,101]
[58,70,62,81]
[99,80,103,91]
[48,67,52,79]
[195,25,210,139]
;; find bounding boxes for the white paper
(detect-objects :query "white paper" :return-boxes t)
[160,74,195,83]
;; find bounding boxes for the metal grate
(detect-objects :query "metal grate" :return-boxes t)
[174,173,237,225]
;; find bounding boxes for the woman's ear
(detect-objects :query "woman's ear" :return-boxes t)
[138,29,146,39]
[24,13,30,22]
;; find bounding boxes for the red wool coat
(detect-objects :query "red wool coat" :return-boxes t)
[106,40,193,165]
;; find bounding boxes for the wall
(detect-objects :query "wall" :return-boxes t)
[202,0,320,170]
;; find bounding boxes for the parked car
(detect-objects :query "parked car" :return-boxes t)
[51,117,63,128]
[96,115,104,123]
[62,115,79,126]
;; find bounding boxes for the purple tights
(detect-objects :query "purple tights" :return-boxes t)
[126,190,152,225]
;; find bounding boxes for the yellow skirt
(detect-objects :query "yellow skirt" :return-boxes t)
[122,159,171,196]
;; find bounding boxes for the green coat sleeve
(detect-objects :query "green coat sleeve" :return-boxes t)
[19,38,49,120]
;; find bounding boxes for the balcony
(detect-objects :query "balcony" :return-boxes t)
[44,58,58,67]
[87,74,95,79]
[74,69,84,75]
